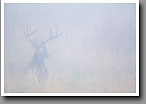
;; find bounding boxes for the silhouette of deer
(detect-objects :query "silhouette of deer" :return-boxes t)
[24,25,63,84]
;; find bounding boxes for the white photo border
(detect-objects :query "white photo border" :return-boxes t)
[1,0,139,96]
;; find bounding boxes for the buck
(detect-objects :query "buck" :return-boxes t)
[24,25,63,84]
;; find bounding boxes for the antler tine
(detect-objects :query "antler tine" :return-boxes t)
[24,24,38,48]
[56,27,61,36]
[25,25,38,38]
[45,28,63,44]
[44,29,52,44]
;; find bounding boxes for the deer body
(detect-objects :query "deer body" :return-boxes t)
[26,42,49,83]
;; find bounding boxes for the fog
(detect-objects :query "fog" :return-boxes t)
[4,3,136,93]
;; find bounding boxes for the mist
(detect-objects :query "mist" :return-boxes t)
[4,3,136,93]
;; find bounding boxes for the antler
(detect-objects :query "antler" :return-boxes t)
[24,25,38,48]
[45,28,63,44]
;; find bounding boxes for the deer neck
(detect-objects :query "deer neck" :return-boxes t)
[30,51,45,68]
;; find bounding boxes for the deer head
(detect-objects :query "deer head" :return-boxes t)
[24,25,63,67]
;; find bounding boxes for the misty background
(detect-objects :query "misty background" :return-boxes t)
[4,3,136,93]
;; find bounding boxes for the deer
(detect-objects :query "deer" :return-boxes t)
[23,25,63,85]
